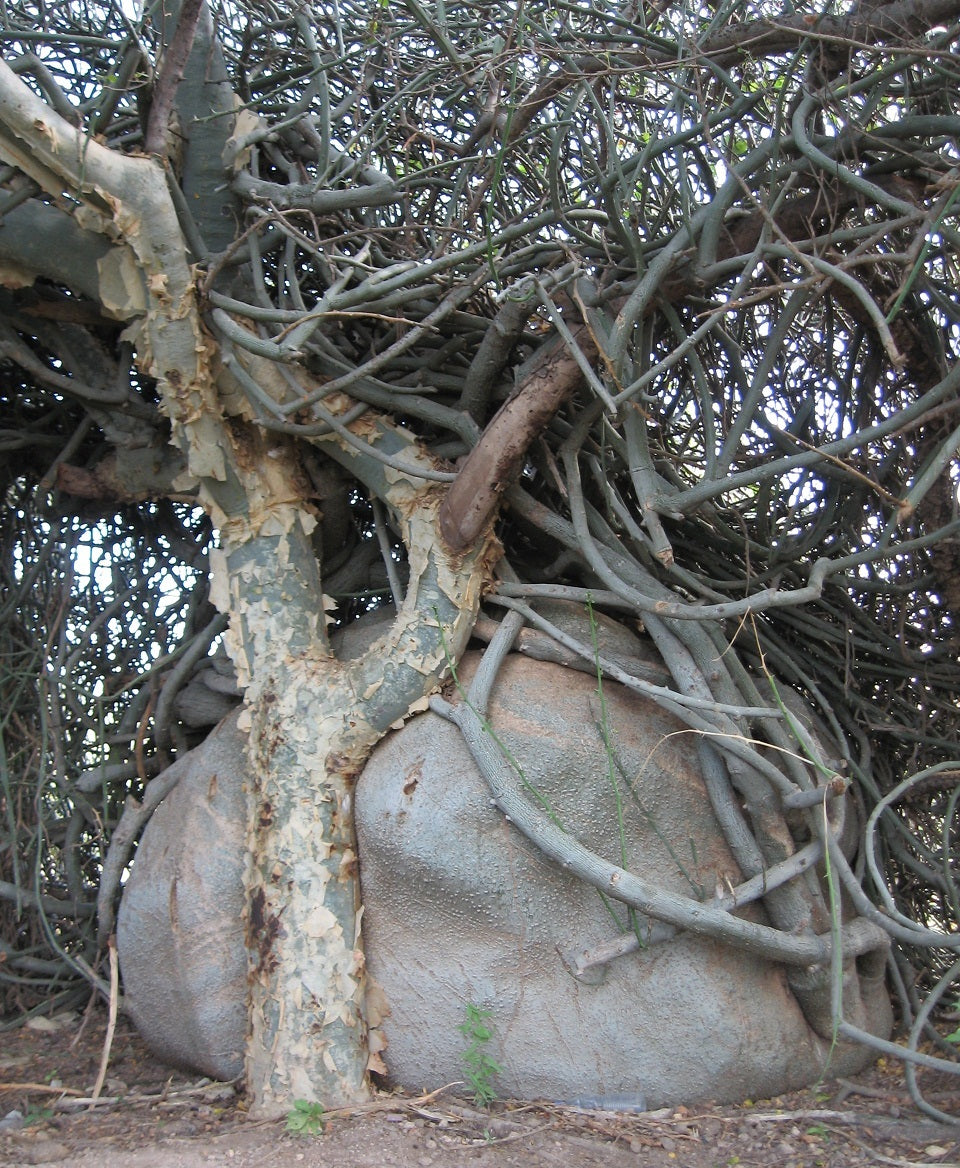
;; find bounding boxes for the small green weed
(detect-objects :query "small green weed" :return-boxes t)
[23,1106,54,1127]
[458,1004,502,1109]
[285,1098,325,1136]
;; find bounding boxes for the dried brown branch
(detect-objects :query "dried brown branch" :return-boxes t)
[440,320,598,551]
[144,0,206,158]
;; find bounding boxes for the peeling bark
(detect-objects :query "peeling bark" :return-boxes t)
[221,432,497,1115]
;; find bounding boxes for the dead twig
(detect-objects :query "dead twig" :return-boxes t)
[831,1125,960,1168]
[90,937,119,1103]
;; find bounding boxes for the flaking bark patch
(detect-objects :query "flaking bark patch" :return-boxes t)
[246,886,282,976]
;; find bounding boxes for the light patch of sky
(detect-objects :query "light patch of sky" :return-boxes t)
[69,517,204,695]
[9,504,208,773]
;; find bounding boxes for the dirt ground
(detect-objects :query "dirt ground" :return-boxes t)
[0,1010,957,1168]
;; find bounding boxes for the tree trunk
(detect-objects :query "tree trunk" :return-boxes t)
[0,58,499,1116]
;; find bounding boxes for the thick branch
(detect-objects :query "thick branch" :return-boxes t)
[144,0,206,158]
[458,291,539,422]
[0,58,235,502]
[166,0,243,254]
[56,450,189,503]
[440,321,597,551]
[0,202,112,305]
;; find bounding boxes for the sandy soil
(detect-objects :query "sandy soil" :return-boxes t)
[0,1010,957,1168]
